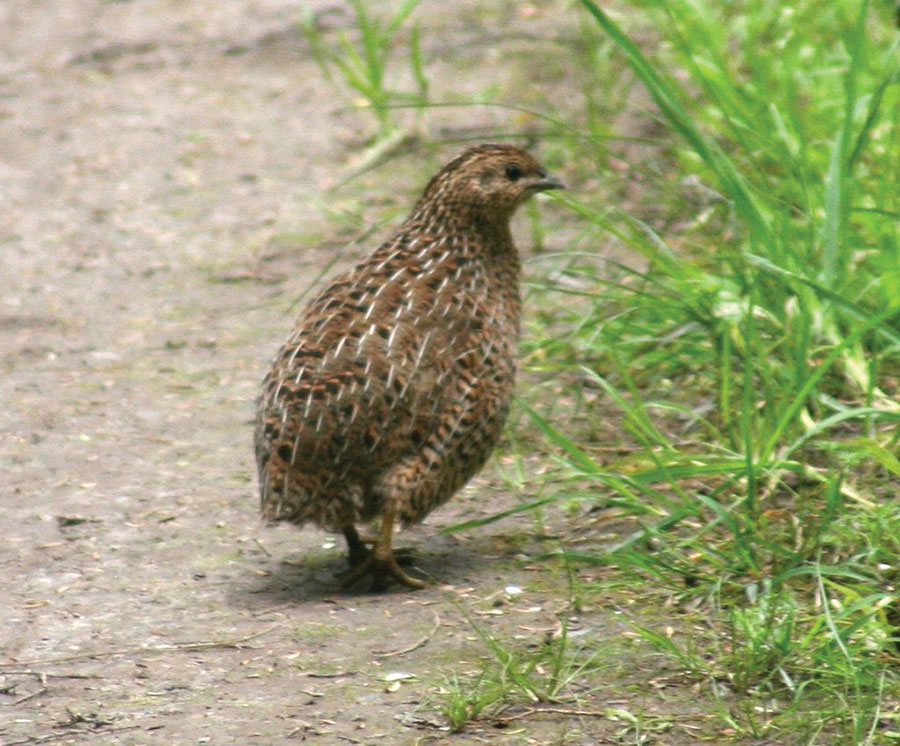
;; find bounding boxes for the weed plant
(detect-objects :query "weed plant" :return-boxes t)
[509,0,900,738]
[300,0,428,140]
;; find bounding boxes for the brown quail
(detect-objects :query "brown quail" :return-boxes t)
[254,144,564,590]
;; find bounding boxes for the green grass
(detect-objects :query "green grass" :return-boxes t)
[314,0,900,740]
[300,0,428,140]
[434,581,610,734]
[509,0,900,740]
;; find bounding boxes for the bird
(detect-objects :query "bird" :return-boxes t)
[254,143,564,590]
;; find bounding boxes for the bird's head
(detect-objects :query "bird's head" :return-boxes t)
[412,144,565,226]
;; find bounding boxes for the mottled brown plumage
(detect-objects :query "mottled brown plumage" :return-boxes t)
[254,144,564,589]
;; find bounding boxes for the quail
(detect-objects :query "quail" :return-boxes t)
[254,143,564,590]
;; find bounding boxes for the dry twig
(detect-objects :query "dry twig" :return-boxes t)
[0,624,282,668]
[373,610,441,658]
[4,725,141,746]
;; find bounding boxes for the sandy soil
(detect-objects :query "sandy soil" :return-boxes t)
[0,2,706,744]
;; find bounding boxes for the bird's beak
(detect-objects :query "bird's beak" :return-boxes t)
[529,173,566,192]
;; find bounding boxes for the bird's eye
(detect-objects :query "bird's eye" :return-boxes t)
[504,164,523,181]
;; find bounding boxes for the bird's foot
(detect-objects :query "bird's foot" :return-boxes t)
[346,535,415,568]
[340,547,426,592]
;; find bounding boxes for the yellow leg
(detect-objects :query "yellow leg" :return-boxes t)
[340,504,425,591]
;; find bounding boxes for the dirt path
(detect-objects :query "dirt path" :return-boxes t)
[0,3,697,744]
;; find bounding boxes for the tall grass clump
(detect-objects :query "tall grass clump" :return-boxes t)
[520,0,900,736]
[301,0,428,141]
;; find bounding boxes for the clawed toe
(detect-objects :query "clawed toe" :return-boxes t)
[392,546,416,566]
[339,510,425,591]
[345,545,415,570]
[340,550,425,591]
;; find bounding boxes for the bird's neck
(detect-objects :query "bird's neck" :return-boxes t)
[406,205,517,257]
[470,212,516,251]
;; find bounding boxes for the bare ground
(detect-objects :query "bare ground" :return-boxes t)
[1,2,719,744]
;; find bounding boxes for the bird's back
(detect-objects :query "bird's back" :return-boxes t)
[254,218,521,528]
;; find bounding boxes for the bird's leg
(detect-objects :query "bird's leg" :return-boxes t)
[342,525,369,568]
[370,505,425,590]
[340,504,425,591]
